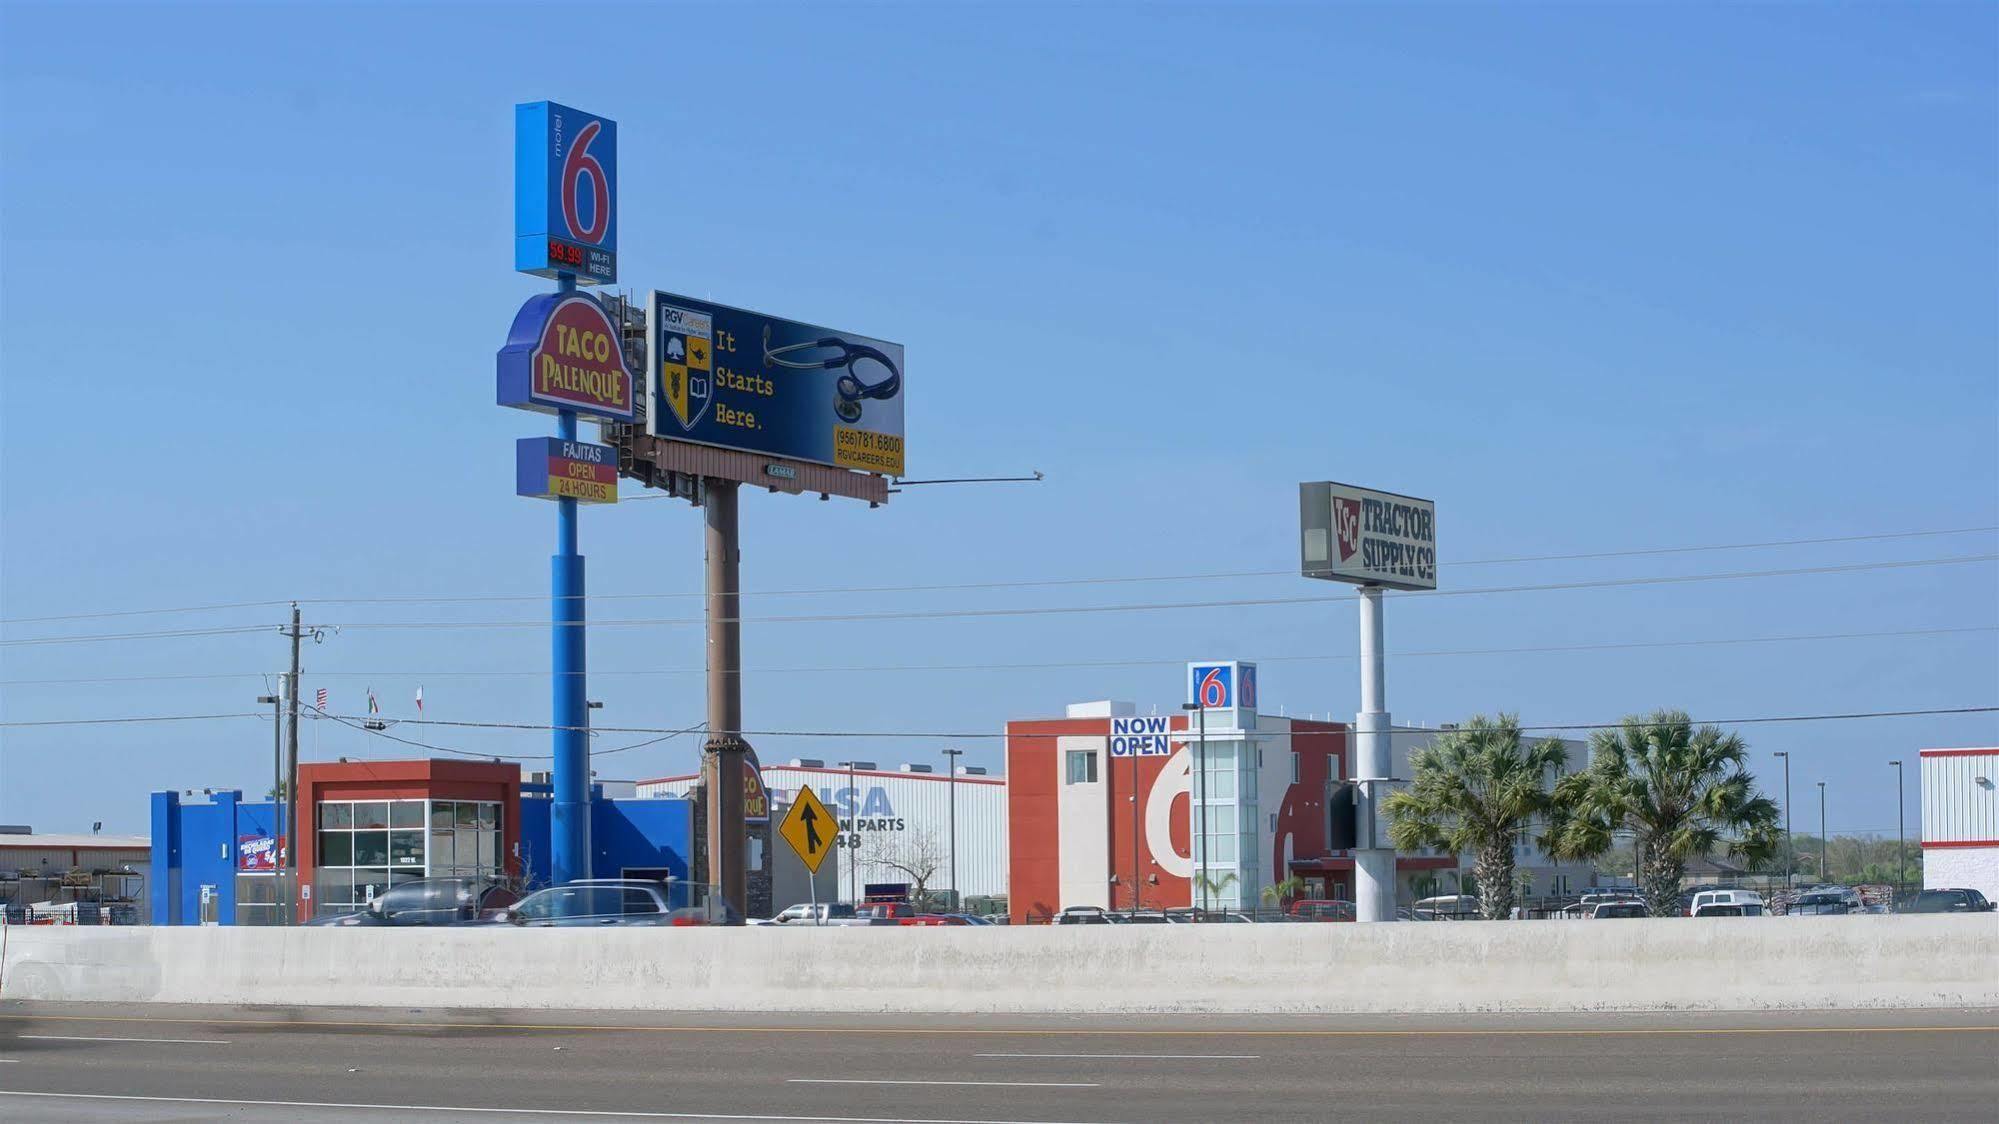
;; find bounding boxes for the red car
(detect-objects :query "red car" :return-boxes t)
[1288,899,1357,922]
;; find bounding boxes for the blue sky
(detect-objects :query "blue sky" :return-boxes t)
[2,3,1993,840]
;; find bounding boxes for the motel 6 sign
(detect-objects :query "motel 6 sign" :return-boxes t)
[515,101,617,284]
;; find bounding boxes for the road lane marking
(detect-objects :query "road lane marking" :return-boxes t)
[0,1091,1124,1124]
[0,1012,1995,1039]
[790,1079,1100,1088]
[18,1034,225,1045]
[975,1053,1259,1060]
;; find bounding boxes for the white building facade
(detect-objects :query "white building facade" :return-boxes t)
[1921,747,1999,900]
[639,760,1008,904]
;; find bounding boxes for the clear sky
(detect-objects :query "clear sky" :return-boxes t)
[2,3,1994,841]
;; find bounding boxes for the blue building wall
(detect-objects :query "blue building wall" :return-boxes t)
[518,791,693,895]
[151,784,690,924]
[149,790,283,925]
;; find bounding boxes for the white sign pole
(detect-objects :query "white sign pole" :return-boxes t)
[1354,586,1395,923]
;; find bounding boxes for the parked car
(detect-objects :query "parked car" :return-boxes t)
[1055,906,1114,925]
[1689,889,1765,917]
[1411,894,1481,920]
[307,877,519,927]
[770,902,862,925]
[490,879,741,927]
[897,913,990,926]
[1586,900,1649,919]
[857,902,918,925]
[1288,899,1357,922]
[1899,888,1996,914]
[1789,889,1862,916]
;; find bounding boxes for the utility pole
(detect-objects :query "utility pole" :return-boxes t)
[1889,760,1905,904]
[1816,781,1828,883]
[701,478,748,916]
[1773,751,1792,894]
[284,604,303,924]
[942,748,963,911]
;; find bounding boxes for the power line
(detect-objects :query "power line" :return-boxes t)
[7,705,1993,738]
[3,525,1991,625]
[5,625,1991,687]
[232,554,1999,633]
[5,554,1992,649]
[311,710,705,763]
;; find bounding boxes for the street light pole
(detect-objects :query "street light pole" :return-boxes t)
[1889,760,1905,904]
[1180,702,1210,914]
[258,690,283,924]
[840,760,859,904]
[1773,751,1792,894]
[1816,781,1828,883]
[942,748,964,911]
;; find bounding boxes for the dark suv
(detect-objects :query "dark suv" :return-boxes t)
[308,877,519,927]
[1899,888,1995,914]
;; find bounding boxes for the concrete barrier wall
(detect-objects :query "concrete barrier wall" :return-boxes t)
[2,916,1995,1014]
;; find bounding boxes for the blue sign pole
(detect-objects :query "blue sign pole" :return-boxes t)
[550,271,590,886]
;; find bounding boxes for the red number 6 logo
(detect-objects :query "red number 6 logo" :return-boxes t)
[1198,668,1228,708]
[561,120,609,244]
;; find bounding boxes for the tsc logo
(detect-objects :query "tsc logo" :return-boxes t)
[1332,496,1362,562]
[561,119,610,245]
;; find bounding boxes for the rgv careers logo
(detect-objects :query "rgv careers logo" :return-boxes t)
[1333,496,1362,562]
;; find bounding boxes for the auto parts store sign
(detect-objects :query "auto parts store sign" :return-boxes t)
[1298,481,1437,591]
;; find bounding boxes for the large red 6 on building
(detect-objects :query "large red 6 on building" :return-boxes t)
[515,101,618,285]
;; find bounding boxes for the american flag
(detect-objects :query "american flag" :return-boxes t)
[315,688,328,711]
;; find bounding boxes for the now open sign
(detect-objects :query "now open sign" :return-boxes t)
[1109,715,1174,758]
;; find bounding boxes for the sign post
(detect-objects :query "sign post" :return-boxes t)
[505,101,623,888]
[1299,482,1437,923]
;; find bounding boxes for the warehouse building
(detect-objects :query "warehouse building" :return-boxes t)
[1922,747,1999,901]
[0,826,150,922]
[639,759,1007,906]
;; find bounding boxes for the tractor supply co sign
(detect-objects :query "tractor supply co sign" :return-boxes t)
[1298,481,1437,591]
[1110,715,1173,757]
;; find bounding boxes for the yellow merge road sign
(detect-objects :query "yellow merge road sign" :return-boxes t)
[778,784,836,874]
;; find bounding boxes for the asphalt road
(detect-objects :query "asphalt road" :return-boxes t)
[0,1003,1994,1122]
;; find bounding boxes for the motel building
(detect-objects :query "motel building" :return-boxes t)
[1004,661,1457,923]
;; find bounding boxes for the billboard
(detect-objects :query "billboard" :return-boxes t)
[1299,481,1437,591]
[646,291,905,476]
[237,834,280,871]
[515,101,617,284]
[1188,661,1257,710]
[496,291,638,423]
[517,437,619,504]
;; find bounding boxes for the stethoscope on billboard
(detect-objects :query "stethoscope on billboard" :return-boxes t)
[764,327,901,423]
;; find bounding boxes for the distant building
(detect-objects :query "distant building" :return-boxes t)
[0,827,149,920]
[1922,747,1998,900]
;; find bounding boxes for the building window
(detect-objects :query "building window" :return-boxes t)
[234,874,280,926]
[312,798,500,917]
[1290,752,1300,784]
[1064,750,1098,785]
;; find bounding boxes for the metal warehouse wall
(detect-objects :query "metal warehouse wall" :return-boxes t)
[1922,750,1998,844]
[641,765,1008,902]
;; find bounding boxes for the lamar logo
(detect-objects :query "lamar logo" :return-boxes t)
[1333,496,1362,561]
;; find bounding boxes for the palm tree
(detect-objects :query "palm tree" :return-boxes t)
[1382,714,1567,920]
[1260,875,1307,912]
[1546,710,1781,918]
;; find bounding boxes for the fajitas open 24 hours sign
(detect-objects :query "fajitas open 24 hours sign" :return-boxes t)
[496,291,637,423]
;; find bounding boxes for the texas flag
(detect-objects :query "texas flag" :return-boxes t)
[415,686,425,714]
